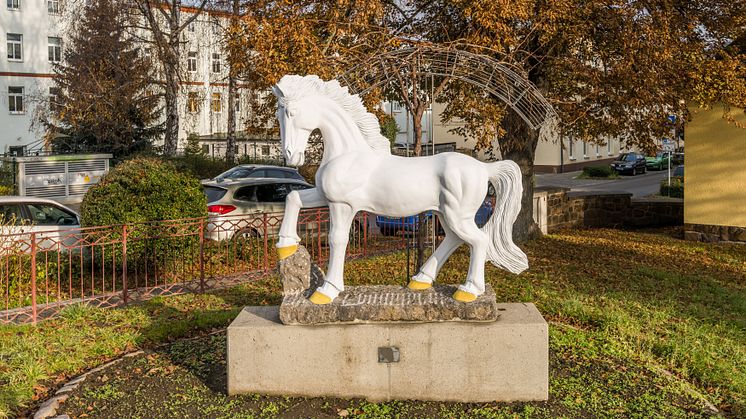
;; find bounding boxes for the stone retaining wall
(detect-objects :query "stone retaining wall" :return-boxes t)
[538,187,684,232]
[683,224,746,243]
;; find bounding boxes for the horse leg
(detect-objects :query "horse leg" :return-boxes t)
[410,215,463,289]
[309,202,354,304]
[277,188,327,259]
[441,212,488,302]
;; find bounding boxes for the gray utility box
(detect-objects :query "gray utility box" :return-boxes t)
[2,154,112,204]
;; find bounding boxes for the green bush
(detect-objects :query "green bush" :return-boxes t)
[82,158,206,226]
[660,179,684,198]
[582,165,616,178]
[80,158,207,266]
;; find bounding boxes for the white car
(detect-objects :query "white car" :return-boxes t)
[0,197,81,253]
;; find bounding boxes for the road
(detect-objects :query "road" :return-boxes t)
[536,169,671,197]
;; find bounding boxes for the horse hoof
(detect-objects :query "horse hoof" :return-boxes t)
[453,289,477,302]
[308,291,333,305]
[407,280,433,290]
[277,244,298,260]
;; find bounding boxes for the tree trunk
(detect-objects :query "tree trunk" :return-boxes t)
[412,108,423,157]
[162,23,181,156]
[163,70,180,156]
[226,74,237,163]
[500,107,541,243]
[411,107,426,271]
[225,0,239,164]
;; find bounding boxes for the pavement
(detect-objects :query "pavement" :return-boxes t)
[536,169,672,198]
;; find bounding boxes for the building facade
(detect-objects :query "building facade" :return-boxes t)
[1,2,281,159]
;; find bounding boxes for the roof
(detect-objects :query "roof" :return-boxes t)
[0,196,78,213]
[202,177,312,189]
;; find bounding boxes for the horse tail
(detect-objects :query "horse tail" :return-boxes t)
[481,160,529,274]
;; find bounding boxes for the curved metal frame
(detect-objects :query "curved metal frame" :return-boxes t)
[337,45,558,130]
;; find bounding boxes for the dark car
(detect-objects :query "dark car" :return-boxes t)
[610,152,647,175]
[205,165,305,184]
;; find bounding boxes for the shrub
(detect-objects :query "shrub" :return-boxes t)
[660,179,684,198]
[582,165,616,178]
[80,158,207,267]
[82,158,206,226]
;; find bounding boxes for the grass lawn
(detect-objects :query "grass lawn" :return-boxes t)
[1,228,744,417]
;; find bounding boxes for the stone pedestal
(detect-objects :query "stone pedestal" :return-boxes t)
[227,304,548,402]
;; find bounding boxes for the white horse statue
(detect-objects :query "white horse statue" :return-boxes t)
[273,75,528,304]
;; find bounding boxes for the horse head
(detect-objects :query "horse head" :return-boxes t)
[272,76,323,167]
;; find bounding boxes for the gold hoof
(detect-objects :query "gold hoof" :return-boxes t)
[277,245,298,260]
[308,291,332,305]
[453,290,477,303]
[407,280,433,290]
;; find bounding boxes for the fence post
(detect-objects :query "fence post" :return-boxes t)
[316,209,322,265]
[199,221,205,292]
[262,213,269,272]
[30,232,37,324]
[363,212,368,257]
[122,225,128,304]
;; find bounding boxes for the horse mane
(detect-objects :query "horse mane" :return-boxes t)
[275,75,392,155]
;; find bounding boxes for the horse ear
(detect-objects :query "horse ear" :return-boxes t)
[272,85,284,99]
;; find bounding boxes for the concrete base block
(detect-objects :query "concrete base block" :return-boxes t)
[227,304,548,402]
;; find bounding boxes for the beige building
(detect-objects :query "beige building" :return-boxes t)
[385,101,630,172]
[684,104,746,242]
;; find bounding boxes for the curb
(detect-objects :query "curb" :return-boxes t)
[33,351,144,419]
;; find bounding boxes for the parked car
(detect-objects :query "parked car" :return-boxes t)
[0,197,80,252]
[645,151,672,170]
[205,165,305,184]
[376,200,494,236]
[204,177,314,241]
[672,165,684,180]
[610,152,647,175]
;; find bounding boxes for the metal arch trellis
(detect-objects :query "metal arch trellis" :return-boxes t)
[336,45,558,131]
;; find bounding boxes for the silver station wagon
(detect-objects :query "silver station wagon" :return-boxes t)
[203,177,316,241]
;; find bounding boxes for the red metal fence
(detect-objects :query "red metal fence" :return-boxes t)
[0,210,440,324]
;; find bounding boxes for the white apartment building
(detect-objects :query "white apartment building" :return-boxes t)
[1,2,281,159]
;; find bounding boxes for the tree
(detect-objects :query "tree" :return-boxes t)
[134,0,216,156]
[224,0,241,164]
[415,0,746,241]
[41,0,162,158]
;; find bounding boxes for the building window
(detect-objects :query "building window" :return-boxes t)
[261,145,270,156]
[607,140,612,155]
[211,93,221,113]
[8,86,24,114]
[212,19,220,34]
[48,37,62,62]
[7,33,22,61]
[7,0,19,10]
[235,94,240,112]
[391,101,401,112]
[188,21,195,32]
[187,51,197,72]
[568,137,574,159]
[187,92,199,113]
[49,87,61,112]
[47,0,60,14]
[582,141,587,157]
[211,53,221,73]
[596,143,600,156]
